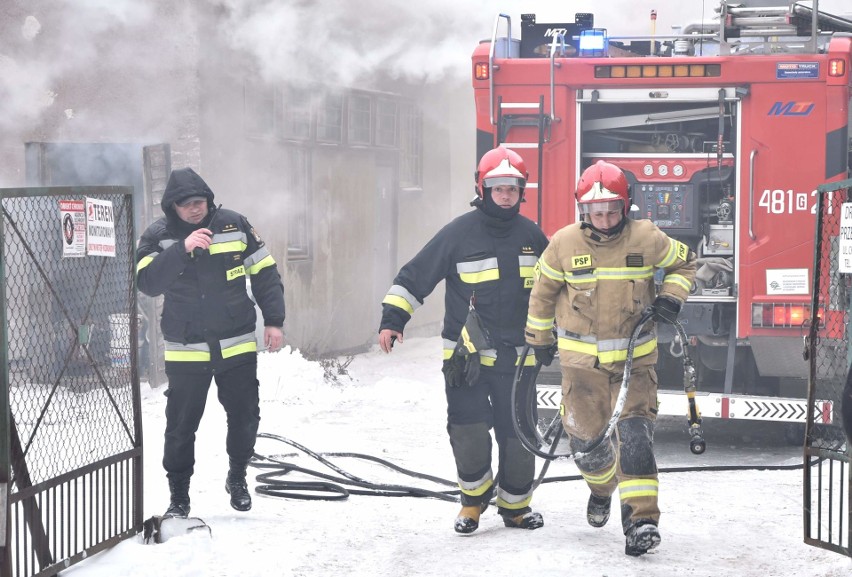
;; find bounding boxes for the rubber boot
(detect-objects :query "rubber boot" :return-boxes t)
[502,510,544,530]
[454,502,489,534]
[164,476,191,518]
[225,464,252,512]
[587,493,611,528]
[625,521,661,556]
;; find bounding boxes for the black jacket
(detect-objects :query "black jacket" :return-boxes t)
[136,168,284,355]
[380,208,548,364]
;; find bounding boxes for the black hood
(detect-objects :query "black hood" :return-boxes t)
[162,167,215,215]
[161,167,216,233]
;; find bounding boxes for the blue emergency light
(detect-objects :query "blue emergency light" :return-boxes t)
[579,28,608,57]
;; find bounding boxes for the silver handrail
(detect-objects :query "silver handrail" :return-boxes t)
[748,148,758,240]
[489,13,511,126]
[548,33,566,122]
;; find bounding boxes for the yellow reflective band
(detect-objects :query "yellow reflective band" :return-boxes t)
[581,462,617,485]
[596,267,654,280]
[136,255,154,273]
[559,336,657,363]
[539,258,563,281]
[226,265,246,281]
[572,254,592,269]
[165,350,211,362]
[663,274,692,292]
[459,478,494,497]
[558,337,598,356]
[520,266,535,278]
[597,337,657,364]
[383,294,414,314]
[459,269,500,284]
[480,355,496,367]
[657,239,680,268]
[443,348,454,360]
[515,352,536,366]
[526,314,555,331]
[248,255,276,275]
[221,340,257,359]
[209,240,247,255]
[496,495,533,510]
[618,478,659,499]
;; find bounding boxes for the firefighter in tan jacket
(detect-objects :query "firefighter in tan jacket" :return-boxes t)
[524,160,696,557]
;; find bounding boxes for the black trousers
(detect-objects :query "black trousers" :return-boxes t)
[445,366,535,513]
[162,359,260,480]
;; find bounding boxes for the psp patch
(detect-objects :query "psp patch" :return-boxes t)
[572,254,592,269]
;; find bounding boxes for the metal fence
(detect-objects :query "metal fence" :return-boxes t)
[0,186,143,577]
[804,179,852,557]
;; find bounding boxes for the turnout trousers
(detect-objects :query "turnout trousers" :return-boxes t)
[445,365,535,517]
[560,363,660,532]
[163,358,261,480]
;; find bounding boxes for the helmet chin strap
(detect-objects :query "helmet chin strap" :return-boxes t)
[580,215,627,238]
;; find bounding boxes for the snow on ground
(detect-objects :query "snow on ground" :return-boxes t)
[64,336,851,577]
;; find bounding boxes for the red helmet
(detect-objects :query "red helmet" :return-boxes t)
[575,160,631,216]
[475,146,528,199]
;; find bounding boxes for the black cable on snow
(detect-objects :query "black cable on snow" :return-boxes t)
[249,431,810,503]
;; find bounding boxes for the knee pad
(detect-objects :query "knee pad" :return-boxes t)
[571,435,615,473]
[617,417,656,476]
[448,423,492,474]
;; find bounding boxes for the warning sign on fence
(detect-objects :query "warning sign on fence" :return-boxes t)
[60,199,86,258]
[86,197,116,257]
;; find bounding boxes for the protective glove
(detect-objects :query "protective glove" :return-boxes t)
[442,353,481,388]
[532,343,558,367]
[652,296,681,324]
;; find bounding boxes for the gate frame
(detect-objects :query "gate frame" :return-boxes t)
[0,185,144,577]
[804,177,852,558]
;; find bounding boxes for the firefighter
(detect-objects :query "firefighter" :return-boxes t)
[136,167,285,518]
[524,160,696,556]
[378,146,549,534]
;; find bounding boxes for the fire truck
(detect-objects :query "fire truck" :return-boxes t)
[472,2,852,428]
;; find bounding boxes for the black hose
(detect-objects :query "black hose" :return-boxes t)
[511,308,656,461]
[248,431,808,502]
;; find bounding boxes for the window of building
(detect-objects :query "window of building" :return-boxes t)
[285,148,312,261]
[348,93,372,145]
[243,80,275,138]
[400,101,422,189]
[375,98,398,147]
[280,85,312,140]
[317,91,344,143]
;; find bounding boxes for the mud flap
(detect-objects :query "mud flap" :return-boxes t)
[142,515,212,544]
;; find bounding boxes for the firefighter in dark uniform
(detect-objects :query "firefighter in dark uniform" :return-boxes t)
[136,167,285,518]
[378,146,549,534]
[525,160,696,556]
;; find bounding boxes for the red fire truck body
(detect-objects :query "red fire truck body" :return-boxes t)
[472,3,852,424]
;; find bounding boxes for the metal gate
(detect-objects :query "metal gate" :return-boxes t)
[0,186,143,577]
[804,178,852,557]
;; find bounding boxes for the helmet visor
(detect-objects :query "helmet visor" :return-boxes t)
[483,176,525,189]
[578,199,624,215]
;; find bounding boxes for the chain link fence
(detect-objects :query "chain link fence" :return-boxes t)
[1,186,143,577]
[804,180,852,558]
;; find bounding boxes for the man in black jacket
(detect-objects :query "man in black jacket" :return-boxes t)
[378,146,549,534]
[136,167,285,517]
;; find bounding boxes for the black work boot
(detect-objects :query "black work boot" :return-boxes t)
[225,466,252,512]
[164,476,191,518]
[587,493,612,528]
[625,521,661,556]
[502,510,544,530]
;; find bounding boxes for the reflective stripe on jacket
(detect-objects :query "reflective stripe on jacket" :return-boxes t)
[525,219,696,370]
